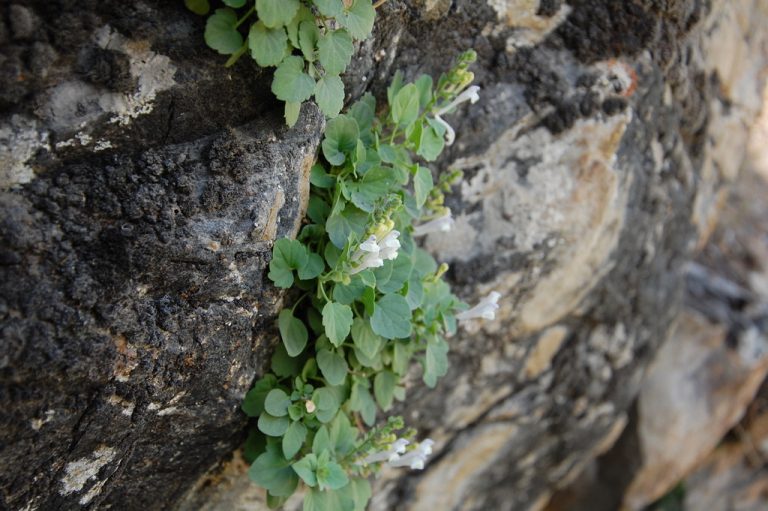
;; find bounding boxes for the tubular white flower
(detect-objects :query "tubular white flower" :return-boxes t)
[413,211,454,237]
[456,291,501,321]
[378,230,401,261]
[350,235,385,274]
[359,438,410,465]
[434,85,481,116]
[433,114,456,146]
[387,439,435,470]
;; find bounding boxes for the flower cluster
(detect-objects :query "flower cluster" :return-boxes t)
[350,227,402,274]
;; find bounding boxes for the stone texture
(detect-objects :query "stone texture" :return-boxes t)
[1,0,768,510]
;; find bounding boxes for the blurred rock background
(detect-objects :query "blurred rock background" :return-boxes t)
[1,1,768,510]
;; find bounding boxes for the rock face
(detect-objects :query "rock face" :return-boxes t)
[1,1,767,511]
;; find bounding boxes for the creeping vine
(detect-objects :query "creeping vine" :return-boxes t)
[238,51,500,510]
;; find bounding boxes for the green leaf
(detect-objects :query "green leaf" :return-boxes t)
[392,341,411,375]
[322,114,360,166]
[243,428,267,463]
[332,279,365,305]
[285,101,302,127]
[313,387,340,423]
[326,203,368,249]
[318,29,354,75]
[299,20,320,61]
[292,453,318,487]
[405,276,424,309]
[376,252,412,294]
[317,349,349,386]
[185,0,210,15]
[310,164,336,188]
[279,309,309,357]
[312,425,332,454]
[272,342,302,377]
[283,421,307,459]
[351,317,382,359]
[413,166,433,208]
[304,486,353,511]
[415,74,433,108]
[264,388,292,417]
[318,460,349,490]
[314,0,344,17]
[361,286,376,315]
[349,379,376,426]
[272,56,316,102]
[204,8,244,55]
[417,119,445,161]
[412,247,438,276]
[373,370,397,411]
[350,93,376,144]
[242,374,277,416]
[298,252,325,280]
[267,492,289,509]
[249,443,300,496]
[392,83,420,128]
[257,0,300,28]
[329,413,357,456]
[322,302,353,347]
[307,195,331,225]
[315,75,345,118]
[348,167,396,212]
[348,478,372,511]
[340,0,376,40]
[223,0,246,6]
[248,22,288,67]
[371,294,412,339]
[387,70,404,106]
[268,238,308,288]
[424,337,449,388]
[258,413,290,436]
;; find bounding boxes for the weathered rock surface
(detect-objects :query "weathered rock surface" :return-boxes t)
[2,0,768,510]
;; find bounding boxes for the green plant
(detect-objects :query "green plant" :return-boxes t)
[240,50,499,510]
[186,0,377,126]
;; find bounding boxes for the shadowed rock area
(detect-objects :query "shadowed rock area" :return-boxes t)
[1,0,767,510]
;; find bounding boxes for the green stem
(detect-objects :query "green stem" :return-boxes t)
[234,6,255,29]
[224,43,248,67]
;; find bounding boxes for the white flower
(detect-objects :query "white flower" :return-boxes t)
[433,114,456,146]
[350,235,385,274]
[431,85,481,147]
[387,439,435,470]
[378,230,401,261]
[359,438,410,465]
[435,86,481,116]
[456,291,501,321]
[413,211,454,237]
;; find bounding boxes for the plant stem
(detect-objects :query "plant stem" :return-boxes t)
[234,6,255,29]
[224,43,248,67]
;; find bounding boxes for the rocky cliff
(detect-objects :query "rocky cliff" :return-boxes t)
[1,1,767,510]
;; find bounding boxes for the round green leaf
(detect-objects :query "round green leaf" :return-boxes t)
[278,309,309,357]
[298,20,320,62]
[314,75,345,118]
[318,29,353,75]
[322,302,353,347]
[204,8,244,55]
[257,0,300,28]
[392,83,420,128]
[321,114,360,166]
[258,412,290,436]
[248,444,299,496]
[350,317,382,359]
[248,22,289,67]
[272,56,316,102]
[285,101,301,127]
[371,294,412,339]
[282,421,307,459]
[340,0,375,40]
[314,0,343,17]
[185,0,210,15]
[317,348,348,386]
[264,388,291,417]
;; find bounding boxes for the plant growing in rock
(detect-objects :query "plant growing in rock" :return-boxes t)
[186,0,377,126]
[240,50,499,510]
